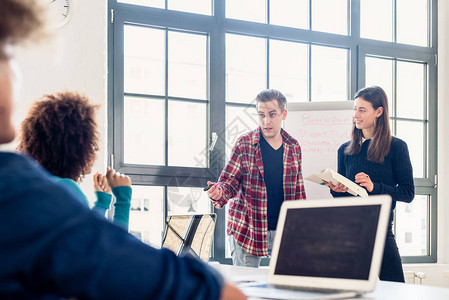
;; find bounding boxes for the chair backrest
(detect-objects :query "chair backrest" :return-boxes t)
[162,213,216,262]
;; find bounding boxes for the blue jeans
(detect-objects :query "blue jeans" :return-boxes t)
[229,230,276,268]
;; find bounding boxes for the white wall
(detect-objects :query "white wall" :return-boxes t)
[7,0,108,202]
[3,0,449,287]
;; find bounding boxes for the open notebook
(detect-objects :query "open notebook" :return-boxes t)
[305,168,369,197]
[241,196,391,300]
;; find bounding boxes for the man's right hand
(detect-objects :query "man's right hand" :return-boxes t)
[206,180,223,201]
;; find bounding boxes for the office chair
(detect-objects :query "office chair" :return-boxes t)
[162,213,216,262]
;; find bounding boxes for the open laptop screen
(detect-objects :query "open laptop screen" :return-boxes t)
[274,205,381,280]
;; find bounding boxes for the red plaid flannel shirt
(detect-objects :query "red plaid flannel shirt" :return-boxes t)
[212,127,306,256]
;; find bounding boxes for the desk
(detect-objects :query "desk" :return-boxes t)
[212,263,449,300]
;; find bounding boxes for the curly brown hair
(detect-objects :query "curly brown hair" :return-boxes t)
[18,92,100,182]
[0,0,45,49]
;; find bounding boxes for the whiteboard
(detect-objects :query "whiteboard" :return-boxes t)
[284,101,354,199]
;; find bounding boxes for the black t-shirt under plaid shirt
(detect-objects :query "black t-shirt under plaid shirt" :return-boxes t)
[259,134,284,230]
[212,127,306,257]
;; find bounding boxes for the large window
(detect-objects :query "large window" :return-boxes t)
[109,0,437,264]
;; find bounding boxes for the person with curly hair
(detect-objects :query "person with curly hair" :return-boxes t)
[0,1,245,299]
[17,91,132,229]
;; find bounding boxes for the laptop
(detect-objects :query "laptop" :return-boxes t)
[240,195,392,300]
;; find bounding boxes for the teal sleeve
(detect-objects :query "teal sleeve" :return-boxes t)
[111,186,132,230]
[52,177,89,207]
[92,191,112,217]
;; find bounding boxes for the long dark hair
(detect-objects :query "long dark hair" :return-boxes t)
[345,86,391,164]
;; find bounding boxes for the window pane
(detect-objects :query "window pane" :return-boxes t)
[395,195,429,256]
[396,121,424,178]
[226,0,266,23]
[226,34,266,104]
[129,185,164,248]
[269,39,308,103]
[167,186,211,214]
[124,97,165,165]
[168,31,207,100]
[397,0,428,46]
[270,0,308,29]
[168,0,212,15]
[312,0,348,35]
[397,61,425,119]
[124,26,165,96]
[225,105,259,161]
[311,45,348,101]
[360,0,393,42]
[365,57,393,117]
[168,101,207,167]
[118,0,164,8]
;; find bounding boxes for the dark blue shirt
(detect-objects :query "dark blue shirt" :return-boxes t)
[331,137,415,223]
[0,152,223,300]
[259,135,284,230]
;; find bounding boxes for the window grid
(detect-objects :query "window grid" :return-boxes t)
[123,24,210,169]
[109,0,438,264]
[365,54,429,179]
[225,32,350,103]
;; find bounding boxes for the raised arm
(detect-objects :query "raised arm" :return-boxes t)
[106,167,132,229]
[92,172,113,217]
[208,141,243,209]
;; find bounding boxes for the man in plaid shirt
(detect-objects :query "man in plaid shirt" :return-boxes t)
[207,89,306,267]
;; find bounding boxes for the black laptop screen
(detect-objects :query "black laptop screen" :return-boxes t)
[274,205,381,280]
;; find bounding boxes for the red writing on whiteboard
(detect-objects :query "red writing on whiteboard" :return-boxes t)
[301,113,352,126]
